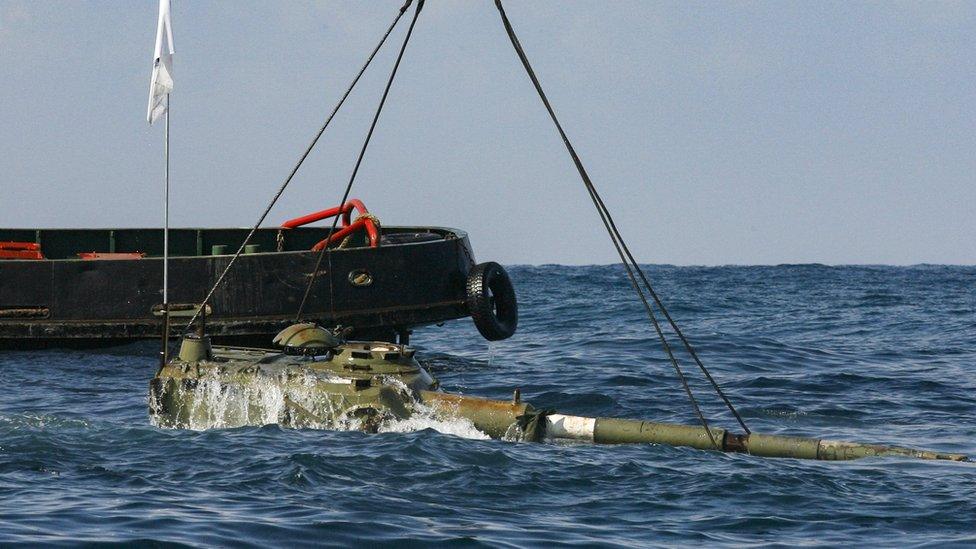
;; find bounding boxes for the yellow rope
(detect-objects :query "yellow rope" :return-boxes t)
[337,213,382,249]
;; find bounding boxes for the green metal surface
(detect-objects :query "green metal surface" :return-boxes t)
[816,439,963,461]
[176,335,212,362]
[272,323,341,351]
[419,391,531,439]
[593,418,726,450]
[744,433,820,460]
[150,329,967,462]
[152,340,435,430]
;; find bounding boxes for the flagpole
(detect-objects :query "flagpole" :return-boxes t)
[160,93,171,368]
[164,92,169,306]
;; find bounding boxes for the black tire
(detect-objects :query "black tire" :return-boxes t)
[466,262,518,341]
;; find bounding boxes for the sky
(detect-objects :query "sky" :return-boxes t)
[0,1,973,265]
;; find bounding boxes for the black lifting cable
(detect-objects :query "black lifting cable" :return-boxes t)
[492,0,716,446]
[182,0,415,335]
[589,181,751,434]
[296,0,425,321]
[493,0,750,439]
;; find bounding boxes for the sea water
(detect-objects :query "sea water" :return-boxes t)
[1,265,974,546]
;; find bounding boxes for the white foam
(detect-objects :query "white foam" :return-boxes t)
[378,400,490,440]
[153,370,492,440]
[152,369,333,431]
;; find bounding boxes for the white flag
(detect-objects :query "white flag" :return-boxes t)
[147,0,174,124]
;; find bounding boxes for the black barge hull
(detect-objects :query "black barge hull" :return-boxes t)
[0,227,476,348]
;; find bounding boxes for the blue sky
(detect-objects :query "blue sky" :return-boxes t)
[1,1,973,265]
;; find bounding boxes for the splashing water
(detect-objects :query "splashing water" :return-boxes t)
[152,368,357,431]
[151,367,491,439]
[377,406,490,440]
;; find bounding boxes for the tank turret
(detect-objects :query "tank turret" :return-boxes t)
[272,323,341,354]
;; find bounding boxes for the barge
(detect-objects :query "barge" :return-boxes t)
[0,224,516,348]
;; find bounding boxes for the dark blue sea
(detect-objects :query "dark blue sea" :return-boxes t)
[1,265,974,547]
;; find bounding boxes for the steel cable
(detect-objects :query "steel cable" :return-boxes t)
[296,0,425,321]
[182,0,415,334]
[493,0,749,440]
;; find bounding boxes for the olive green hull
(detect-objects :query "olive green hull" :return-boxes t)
[150,341,966,462]
[150,342,435,430]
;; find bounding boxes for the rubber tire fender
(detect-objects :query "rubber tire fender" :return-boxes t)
[465,262,518,341]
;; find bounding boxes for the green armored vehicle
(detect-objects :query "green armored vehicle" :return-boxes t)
[150,324,967,462]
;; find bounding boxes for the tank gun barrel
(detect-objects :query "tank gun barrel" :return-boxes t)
[544,413,967,461]
[419,392,967,462]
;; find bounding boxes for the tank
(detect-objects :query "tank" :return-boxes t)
[149,325,968,462]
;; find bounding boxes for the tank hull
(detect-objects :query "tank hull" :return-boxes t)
[149,341,437,430]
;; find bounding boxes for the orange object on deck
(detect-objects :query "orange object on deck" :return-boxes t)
[281,198,380,249]
[77,252,146,260]
[0,241,44,260]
